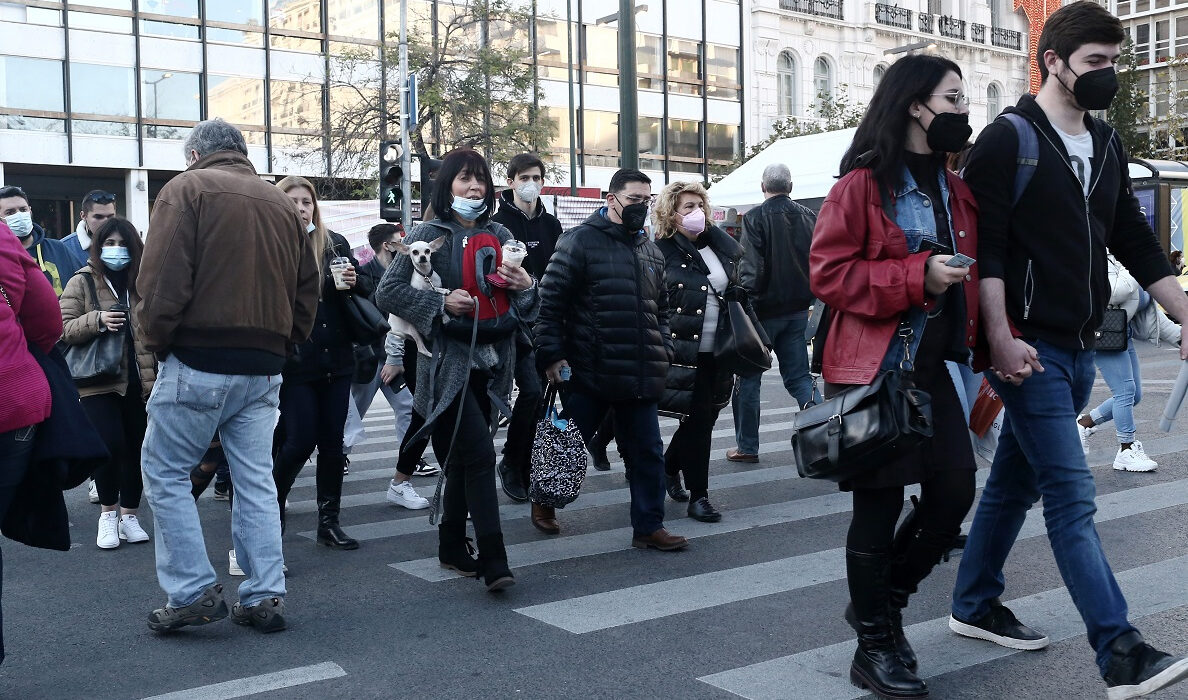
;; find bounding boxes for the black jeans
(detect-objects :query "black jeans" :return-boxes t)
[433,372,501,538]
[664,353,725,501]
[395,339,430,477]
[0,424,36,663]
[82,390,147,509]
[273,375,351,505]
[502,343,544,485]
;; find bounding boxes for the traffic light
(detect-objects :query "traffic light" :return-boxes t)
[379,140,403,222]
[414,153,443,221]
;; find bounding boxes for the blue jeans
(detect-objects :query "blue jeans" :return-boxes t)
[732,316,817,454]
[951,341,1136,675]
[345,363,414,454]
[142,356,285,609]
[562,392,667,536]
[1090,344,1142,443]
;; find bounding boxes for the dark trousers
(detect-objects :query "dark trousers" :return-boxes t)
[82,390,147,509]
[664,353,724,501]
[433,372,501,538]
[847,469,975,553]
[563,392,666,536]
[503,343,544,486]
[395,339,430,477]
[0,424,36,663]
[273,376,351,505]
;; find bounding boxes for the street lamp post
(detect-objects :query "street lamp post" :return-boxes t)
[145,72,173,139]
[617,0,638,169]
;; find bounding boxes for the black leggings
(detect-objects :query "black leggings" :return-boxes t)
[394,339,431,477]
[846,468,975,554]
[433,372,501,538]
[664,354,724,500]
[82,390,147,509]
[273,375,351,505]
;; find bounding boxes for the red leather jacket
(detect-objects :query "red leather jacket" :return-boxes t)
[810,168,982,385]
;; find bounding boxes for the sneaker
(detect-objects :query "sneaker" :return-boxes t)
[342,456,350,476]
[1114,445,1158,472]
[413,459,441,476]
[229,549,244,576]
[386,480,430,509]
[232,597,287,633]
[147,584,228,632]
[1104,631,1188,700]
[1078,416,1097,455]
[213,480,232,501]
[949,599,1050,650]
[87,479,100,504]
[118,514,150,543]
[96,511,120,549]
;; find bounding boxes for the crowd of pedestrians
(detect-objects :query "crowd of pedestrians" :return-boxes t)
[0,3,1186,697]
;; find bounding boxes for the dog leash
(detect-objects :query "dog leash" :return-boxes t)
[427,300,481,525]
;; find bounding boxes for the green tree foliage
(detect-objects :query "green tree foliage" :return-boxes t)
[1108,39,1151,158]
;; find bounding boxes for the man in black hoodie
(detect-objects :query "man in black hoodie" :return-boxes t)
[490,154,561,515]
[951,4,1188,697]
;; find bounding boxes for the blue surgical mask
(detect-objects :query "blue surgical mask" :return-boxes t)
[4,211,32,239]
[450,196,487,221]
[100,246,131,270]
[306,221,316,234]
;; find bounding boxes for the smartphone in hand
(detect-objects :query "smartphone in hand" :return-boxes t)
[945,253,976,268]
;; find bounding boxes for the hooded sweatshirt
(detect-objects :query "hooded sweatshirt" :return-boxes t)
[20,224,79,296]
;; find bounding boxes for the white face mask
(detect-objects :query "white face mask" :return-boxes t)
[306,222,316,234]
[514,181,542,203]
[4,211,33,239]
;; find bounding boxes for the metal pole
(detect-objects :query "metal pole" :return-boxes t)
[399,0,412,230]
[617,0,638,169]
[567,0,577,195]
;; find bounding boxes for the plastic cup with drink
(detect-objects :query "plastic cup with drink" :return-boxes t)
[502,239,528,269]
[330,256,352,291]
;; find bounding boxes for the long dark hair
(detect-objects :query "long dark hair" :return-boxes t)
[430,148,496,225]
[838,54,963,195]
[89,216,144,295]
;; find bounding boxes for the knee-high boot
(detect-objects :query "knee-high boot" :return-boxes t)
[846,548,928,699]
[272,450,305,536]
[315,454,359,550]
[884,527,960,672]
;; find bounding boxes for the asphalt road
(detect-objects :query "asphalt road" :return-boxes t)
[2,344,1187,700]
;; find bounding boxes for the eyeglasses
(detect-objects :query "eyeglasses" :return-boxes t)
[615,193,655,205]
[931,91,970,106]
[86,191,117,204]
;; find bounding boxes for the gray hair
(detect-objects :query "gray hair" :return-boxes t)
[183,118,249,159]
[761,163,792,195]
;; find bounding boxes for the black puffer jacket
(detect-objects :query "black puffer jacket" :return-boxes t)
[535,209,673,402]
[656,225,744,418]
[284,231,369,384]
[738,194,816,320]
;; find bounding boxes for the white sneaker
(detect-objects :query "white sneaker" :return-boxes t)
[386,480,430,510]
[96,511,120,549]
[87,479,99,504]
[1077,416,1097,455]
[229,549,244,576]
[1114,445,1158,472]
[118,514,150,543]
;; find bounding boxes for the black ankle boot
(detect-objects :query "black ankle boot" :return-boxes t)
[476,533,515,592]
[885,528,961,673]
[316,497,359,549]
[846,549,928,699]
[438,521,478,577]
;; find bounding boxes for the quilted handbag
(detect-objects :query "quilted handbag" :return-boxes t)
[62,275,125,388]
[1095,307,1128,352]
[528,386,588,508]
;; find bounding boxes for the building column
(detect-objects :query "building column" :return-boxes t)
[126,169,150,236]
[0,163,6,187]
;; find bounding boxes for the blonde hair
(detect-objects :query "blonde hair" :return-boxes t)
[276,175,330,267]
[652,181,711,240]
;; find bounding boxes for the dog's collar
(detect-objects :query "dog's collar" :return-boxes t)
[415,269,435,286]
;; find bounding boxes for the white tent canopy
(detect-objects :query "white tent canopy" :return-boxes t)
[710,128,858,212]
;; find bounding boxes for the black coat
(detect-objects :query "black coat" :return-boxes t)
[490,189,562,281]
[535,209,673,402]
[656,226,744,418]
[284,231,368,384]
[738,194,816,320]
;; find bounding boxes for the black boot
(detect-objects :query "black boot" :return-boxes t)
[846,549,929,699]
[438,521,478,577]
[885,528,960,673]
[315,455,359,550]
[476,532,515,592]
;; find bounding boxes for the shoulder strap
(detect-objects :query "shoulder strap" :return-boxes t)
[1002,112,1039,207]
[82,273,101,312]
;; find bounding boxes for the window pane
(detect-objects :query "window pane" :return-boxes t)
[140,0,199,18]
[813,56,833,111]
[2,116,66,132]
[1178,16,1188,55]
[207,75,266,126]
[1157,19,1171,61]
[207,0,264,25]
[139,19,200,39]
[75,120,134,136]
[328,0,378,40]
[778,51,797,116]
[271,35,323,52]
[270,0,322,33]
[706,44,739,99]
[71,63,136,116]
[272,79,325,131]
[537,18,571,80]
[1,56,64,112]
[873,64,887,87]
[208,27,264,45]
[584,24,618,86]
[669,159,703,174]
[668,38,702,91]
[541,106,572,166]
[144,124,193,140]
[637,34,664,90]
[68,12,133,32]
[667,118,701,159]
[25,7,62,26]
[638,116,662,156]
[141,70,201,121]
[582,110,618,152]
[706,123,737,162]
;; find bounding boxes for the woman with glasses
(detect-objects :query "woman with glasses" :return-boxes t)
[809,53,981,699]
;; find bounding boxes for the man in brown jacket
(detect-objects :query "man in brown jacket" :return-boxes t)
[137,118,319,634]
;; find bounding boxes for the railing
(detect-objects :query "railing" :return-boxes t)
[918,12,933,33]
[991,26,1022,50]
[874,3,912,29]
[938,15,965,40]
[970,22,986,44]
[779,0,844,20]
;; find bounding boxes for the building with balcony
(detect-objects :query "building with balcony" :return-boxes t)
[1112,0,1188,152]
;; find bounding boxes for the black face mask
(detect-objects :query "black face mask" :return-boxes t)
[920,105,972,153]
[615,197,650,232]
[1065,65,1119,111]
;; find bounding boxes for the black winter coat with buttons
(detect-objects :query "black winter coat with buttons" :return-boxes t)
[535,209,673,402]
[656,225,747,418]
[283,231,368,384]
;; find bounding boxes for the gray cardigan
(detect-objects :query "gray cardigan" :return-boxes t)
[374,217,539,429]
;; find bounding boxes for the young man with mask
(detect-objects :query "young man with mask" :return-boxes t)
[535,168,686,550]
[0,185,78,296]
[490,153,562,522]
[62,190,118,272]
[952,3,1188,697]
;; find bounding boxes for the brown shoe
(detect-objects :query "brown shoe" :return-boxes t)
[531,502,560,535]
[726,448,759,463]
[631,528,688,551]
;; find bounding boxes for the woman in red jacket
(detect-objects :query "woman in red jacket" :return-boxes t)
[809,54,980,699]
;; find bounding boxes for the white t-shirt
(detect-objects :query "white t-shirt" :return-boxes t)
[1053,125,1094,197]
[698,246,730,352]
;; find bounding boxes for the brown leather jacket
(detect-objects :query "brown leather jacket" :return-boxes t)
[136,151,320,357]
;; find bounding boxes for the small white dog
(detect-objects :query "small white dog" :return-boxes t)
[390,235,448,356]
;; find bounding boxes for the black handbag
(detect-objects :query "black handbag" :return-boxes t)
[710,283,772,377]
[1095,307,1128,352]
[340,292,391,346]
[791,323,934,482]
[62,275,125,387]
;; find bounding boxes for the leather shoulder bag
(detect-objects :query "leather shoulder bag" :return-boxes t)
[62,275,126,388]
[709,281,772,378]
[1095,307,1128,352]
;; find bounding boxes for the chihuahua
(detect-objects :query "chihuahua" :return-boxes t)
[390,235,448,356]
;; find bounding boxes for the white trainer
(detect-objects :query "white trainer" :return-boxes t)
[96,511,120,549]
[118,514,150,543]
[1077,416,1097,455]
[1114,445,1157,472]
[386,480,430,510]
[87,479,100,504]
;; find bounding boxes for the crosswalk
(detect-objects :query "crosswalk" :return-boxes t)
[282,352,1188,699]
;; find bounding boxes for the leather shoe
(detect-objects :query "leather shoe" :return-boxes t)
[726,448,759,463]
[498,459,528,502]
[687,496,722,522]
[665,474,689,502]
[631,528,688,551]
[531,502,560,535]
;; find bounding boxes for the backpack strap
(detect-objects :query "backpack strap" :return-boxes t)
[1001,112,1039,207]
